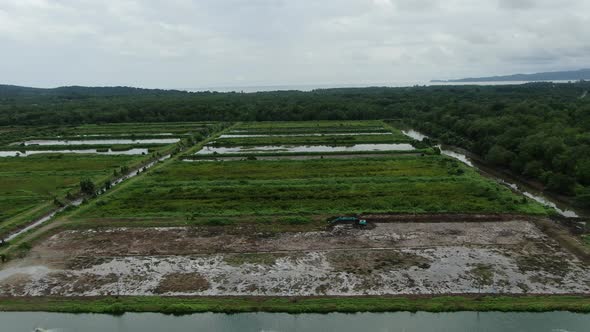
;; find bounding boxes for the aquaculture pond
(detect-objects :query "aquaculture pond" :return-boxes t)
[18,138,180,146]
[0,148,149,157]
[196,143,415,155]
[219,132,393,138]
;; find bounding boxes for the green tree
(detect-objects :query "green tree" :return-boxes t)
[485,145,515,167]
[80,178,96,195]
[546,173,576,195]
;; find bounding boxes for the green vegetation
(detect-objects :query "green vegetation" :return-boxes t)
[0,122,226,238]
[0,154,145,237]
[2,83,588,205]
[213,121,411,147]
[73,155,546,220]
[0,295,588,314]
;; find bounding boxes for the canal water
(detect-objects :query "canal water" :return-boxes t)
[401,130,581,218]
[1,311,588,332]
[1,155,171,243]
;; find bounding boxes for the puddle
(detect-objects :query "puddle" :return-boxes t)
[219,132,392,138]
[16,138,180,146]
[196,143,415,155]
[0,149,149,157]
[0,266,52,281]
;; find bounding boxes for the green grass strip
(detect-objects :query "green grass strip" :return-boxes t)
[0,296,589,314]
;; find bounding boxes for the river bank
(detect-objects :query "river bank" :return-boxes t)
[400,129,587,219]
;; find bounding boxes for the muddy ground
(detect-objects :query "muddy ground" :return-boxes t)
[1,220,589,296]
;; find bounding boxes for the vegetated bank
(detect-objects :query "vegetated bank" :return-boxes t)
[0,295,589,314]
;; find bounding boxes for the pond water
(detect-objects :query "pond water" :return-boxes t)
[0,149,149,157]
[196,143,415,155]
[184,153,410,162]
[402,129,580,218]
[62,133,176,137]
[1,311,589,332]
[220,132,392,138]
[18,138,180,146]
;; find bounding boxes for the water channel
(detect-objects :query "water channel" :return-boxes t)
[1,311,588,332]
[1,155,171,243]
[402,129,581,218]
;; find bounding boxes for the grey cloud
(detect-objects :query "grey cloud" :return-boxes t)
[497,0,536,10]
[0,0,588,88]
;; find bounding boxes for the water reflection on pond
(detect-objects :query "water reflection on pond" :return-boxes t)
[2,311,590,332]
[17,138,179,146]
[196,143,415,155]
[0,148,149,157]
[219,132,392,138]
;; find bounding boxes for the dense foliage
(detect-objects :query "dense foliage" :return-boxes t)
[1,82,589,203]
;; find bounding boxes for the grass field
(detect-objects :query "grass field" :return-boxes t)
[0,122,222,237]
[0,154,147,236]
[72,155,546,220]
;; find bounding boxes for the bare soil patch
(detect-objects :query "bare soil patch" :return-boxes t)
[32,219,540,258]
[155,272,210,294]
[1,218,589,297]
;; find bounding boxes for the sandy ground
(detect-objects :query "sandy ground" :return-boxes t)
[1,220,589,296]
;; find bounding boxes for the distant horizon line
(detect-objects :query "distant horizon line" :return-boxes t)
[2,79,583,93]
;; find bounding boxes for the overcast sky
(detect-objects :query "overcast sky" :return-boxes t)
[0,0,589,89]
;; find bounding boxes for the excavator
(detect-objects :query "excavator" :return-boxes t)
[329,216,367,227]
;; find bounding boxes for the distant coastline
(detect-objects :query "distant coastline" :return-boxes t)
[432,68,590,83]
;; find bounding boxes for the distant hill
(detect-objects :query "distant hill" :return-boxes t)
[432,68,590,83]
[0,85,187,97]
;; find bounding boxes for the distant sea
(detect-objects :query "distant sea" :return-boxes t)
[184,80,576,93]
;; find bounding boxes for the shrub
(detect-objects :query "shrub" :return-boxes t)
[80,178,96,195]
[281,216,312,224]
